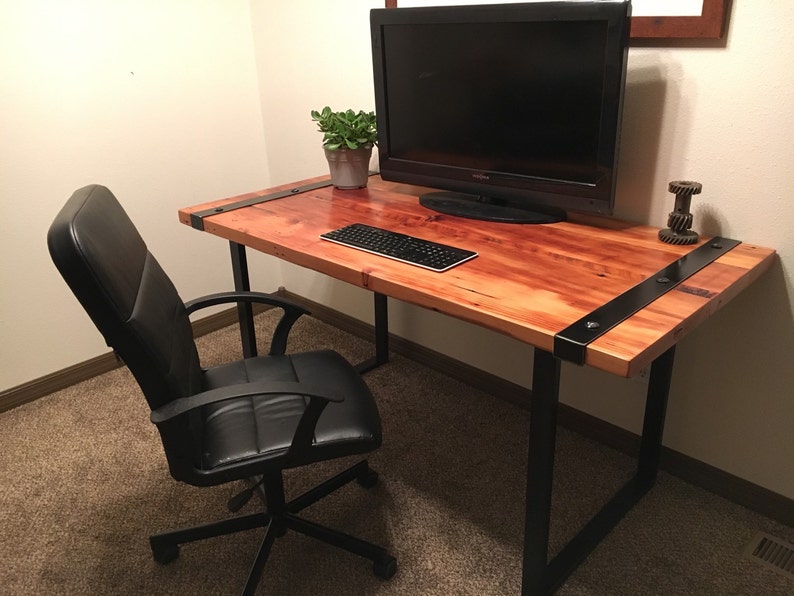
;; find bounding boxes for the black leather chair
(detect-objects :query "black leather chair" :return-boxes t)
[47,185,396,594]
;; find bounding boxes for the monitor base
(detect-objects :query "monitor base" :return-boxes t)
[419,191,566,224]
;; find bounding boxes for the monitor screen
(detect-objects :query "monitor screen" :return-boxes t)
[370,1,631,223]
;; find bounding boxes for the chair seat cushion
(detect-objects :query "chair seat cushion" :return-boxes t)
[198,350,381,474]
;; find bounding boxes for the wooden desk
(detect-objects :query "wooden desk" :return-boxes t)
[180,175,775,594]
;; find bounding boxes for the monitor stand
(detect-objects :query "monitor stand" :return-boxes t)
[419,191,566,224]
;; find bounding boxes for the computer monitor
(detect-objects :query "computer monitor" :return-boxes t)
[370,1,631,223]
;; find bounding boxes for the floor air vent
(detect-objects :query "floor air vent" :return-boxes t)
[744,531,794,580]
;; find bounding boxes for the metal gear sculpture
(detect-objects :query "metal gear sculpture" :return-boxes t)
[658,180,702,245]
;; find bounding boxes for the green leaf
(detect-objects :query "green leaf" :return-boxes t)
[310,106,377,151]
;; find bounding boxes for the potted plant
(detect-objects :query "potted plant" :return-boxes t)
[311,106,377,189]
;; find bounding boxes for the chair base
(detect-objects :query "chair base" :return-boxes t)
[149,460,395,595]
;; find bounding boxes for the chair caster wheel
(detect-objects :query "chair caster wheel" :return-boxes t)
[152,543,180,565]
[373,556,397,580]
[357,468,379,489]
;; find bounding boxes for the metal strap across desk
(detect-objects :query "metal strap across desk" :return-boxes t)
[179,175,775,594]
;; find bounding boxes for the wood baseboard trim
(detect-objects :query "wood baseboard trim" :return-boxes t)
[0,305,255,414]
[0,352,123,413]
[278,289,793,527]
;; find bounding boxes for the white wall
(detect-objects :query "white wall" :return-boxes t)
[252,1,794,499]
[251,0,384,322]
[3,2,792,500]
[0,1,281,388]
[250,0,382,185]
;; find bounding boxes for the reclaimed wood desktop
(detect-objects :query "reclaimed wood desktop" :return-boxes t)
[179,175,775,594]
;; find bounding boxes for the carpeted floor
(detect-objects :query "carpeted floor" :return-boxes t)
[1,311,792,595]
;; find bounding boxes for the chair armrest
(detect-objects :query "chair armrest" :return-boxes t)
[184,291,309,355]
[151,379,344,465]
[150,380,343,424]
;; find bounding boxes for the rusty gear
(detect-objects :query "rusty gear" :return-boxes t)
[659,180,702,245]
[658,227,699,245]
[668,181,702,197]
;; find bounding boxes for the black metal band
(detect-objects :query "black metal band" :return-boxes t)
[553,237,740,365]
[189,179,334,230]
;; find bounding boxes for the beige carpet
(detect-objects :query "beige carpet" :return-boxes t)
[1,310,792,595]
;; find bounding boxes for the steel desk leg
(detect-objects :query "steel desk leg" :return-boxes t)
[356,292,390,374]
[521,346,676,594]
[229,241,257,358]
[637,346,675,488]
[523,348,561,594]
[227,241,388,369]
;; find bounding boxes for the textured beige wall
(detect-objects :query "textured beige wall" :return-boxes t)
[0,1,279,389]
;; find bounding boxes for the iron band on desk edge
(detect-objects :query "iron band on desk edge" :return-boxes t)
[554,238,741,365]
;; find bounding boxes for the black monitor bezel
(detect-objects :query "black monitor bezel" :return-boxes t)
[370,1,631,221]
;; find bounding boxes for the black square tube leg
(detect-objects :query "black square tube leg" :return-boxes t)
[637,346,675,488]
[522,348,561,595]
[373,292,389,364]
[229,241,257,358]
[521,347,677,595]
[356,292,390,373]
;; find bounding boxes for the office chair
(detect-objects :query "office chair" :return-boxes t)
[47,185,396,594]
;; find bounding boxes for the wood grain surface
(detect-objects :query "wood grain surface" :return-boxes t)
[180,176,775,378]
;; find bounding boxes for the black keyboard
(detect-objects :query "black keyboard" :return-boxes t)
[320,223,478,272]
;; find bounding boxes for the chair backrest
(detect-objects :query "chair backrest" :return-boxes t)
[47,185,203,411]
